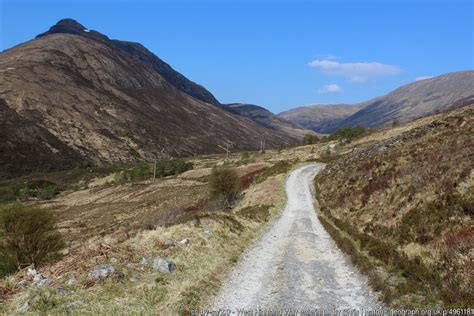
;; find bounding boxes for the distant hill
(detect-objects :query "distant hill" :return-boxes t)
[280,71,474,132]
[278,104,365,133]
[222,103,318,139]
[338,71,474,128]
[0,19,294,178]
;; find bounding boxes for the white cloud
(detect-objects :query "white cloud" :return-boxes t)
[415,76,433,81]
[318,84,343,93]
[308,59,401,83]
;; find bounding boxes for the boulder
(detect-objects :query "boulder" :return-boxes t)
[89,264,117,279]
[153,256,176,273]
[179,238,189,246]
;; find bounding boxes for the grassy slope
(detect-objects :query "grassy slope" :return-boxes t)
[314,105,474,308]
[0,148,319,314]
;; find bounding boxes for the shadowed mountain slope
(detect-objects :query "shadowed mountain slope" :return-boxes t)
[222,103,319,139]
[0,19,294,178]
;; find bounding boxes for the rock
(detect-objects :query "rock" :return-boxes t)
[203,229,213,236]
[88,264,117,279]
[17,302,29,312]
[140,257,150,266]
[35,277,50,288]
[27,268,38,277]
[130,276,140,283]
[110,257,118,264]
[32,274,44,283]
[16,279,29,287]
[66,300,85,309]
[179,238,189,246]
[57,287,70,296]
[153,256,176,273]
[67,276,77,285]
[164,240,176,248]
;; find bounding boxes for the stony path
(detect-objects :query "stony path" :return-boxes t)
[212,164,382,313]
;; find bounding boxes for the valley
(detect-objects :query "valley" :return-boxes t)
[0,9,472,314]
[1,103,472,313]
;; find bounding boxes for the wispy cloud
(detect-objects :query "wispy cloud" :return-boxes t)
[308,59,401,83]
[318,84,343,94]
[415,75,433,81]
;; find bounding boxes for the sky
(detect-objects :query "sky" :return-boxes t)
[1,0,472,113]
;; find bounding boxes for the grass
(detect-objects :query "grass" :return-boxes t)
[314,106,474,308]
[0,159,290,314]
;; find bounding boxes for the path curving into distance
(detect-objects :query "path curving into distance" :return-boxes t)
[212,164,382,313]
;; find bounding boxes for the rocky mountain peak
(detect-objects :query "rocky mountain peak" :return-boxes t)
[36,18,108,40]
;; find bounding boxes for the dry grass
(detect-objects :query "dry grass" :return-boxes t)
[314,105,474,308]
[0,151,293,314]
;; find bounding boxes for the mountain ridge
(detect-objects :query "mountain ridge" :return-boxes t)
[279,71,474,132]
[0,19,294,178]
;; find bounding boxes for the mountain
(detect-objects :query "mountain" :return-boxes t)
[278,104,365,133]
[339,71,474,128]
[280,71,474,133]
[221,103,318,139]
[0,19,293,178]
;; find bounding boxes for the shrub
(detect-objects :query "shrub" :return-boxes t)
[115,159,193,183]
[0,180,62,203]
[0,204,65,277]
[328,126,367,143]
[208,167,241,207]
[301,134,320,145]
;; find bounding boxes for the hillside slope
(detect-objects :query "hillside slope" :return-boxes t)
[0,19,292,178]
[314,104,474,307]
[338,71,474,128]
[278,104,365,133]
[281,71,474,132]
[222,103,318,139]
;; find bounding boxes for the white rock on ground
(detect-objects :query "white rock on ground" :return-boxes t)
[153,256,176,273]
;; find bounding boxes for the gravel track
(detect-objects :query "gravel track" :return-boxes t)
[212,164,382,313]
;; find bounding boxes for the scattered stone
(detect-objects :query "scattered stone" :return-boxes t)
[179,238,189,246]
[203,229,213,236]
[164,240,176,248]
[26,268,38,277]
[32,274,44,283]
[66,300,85,309]
[153,256,176,273]
[110,257,119,264]
[17,302,29,312]
[130,276,140,283]
[57,287,70,296]
[67,276,77,285]
[140,257,150,266]
[16,279,29,287]
[35,277,50,288]
[125,261,135,268]
[89,264,117,279]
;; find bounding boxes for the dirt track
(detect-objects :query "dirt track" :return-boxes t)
[212,164,382,312]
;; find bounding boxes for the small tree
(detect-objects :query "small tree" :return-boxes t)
[208,167,241,208]
[0,204,65,276]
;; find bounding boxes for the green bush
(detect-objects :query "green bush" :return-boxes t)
[301,133,320,145]
[328,126,367,143]
[155,159,193,178]
[208,167,241,207]
[115,159,193,183]
[0,180,62,203]
[0,204,65,277]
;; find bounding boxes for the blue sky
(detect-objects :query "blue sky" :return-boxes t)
[1,0,472,113]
